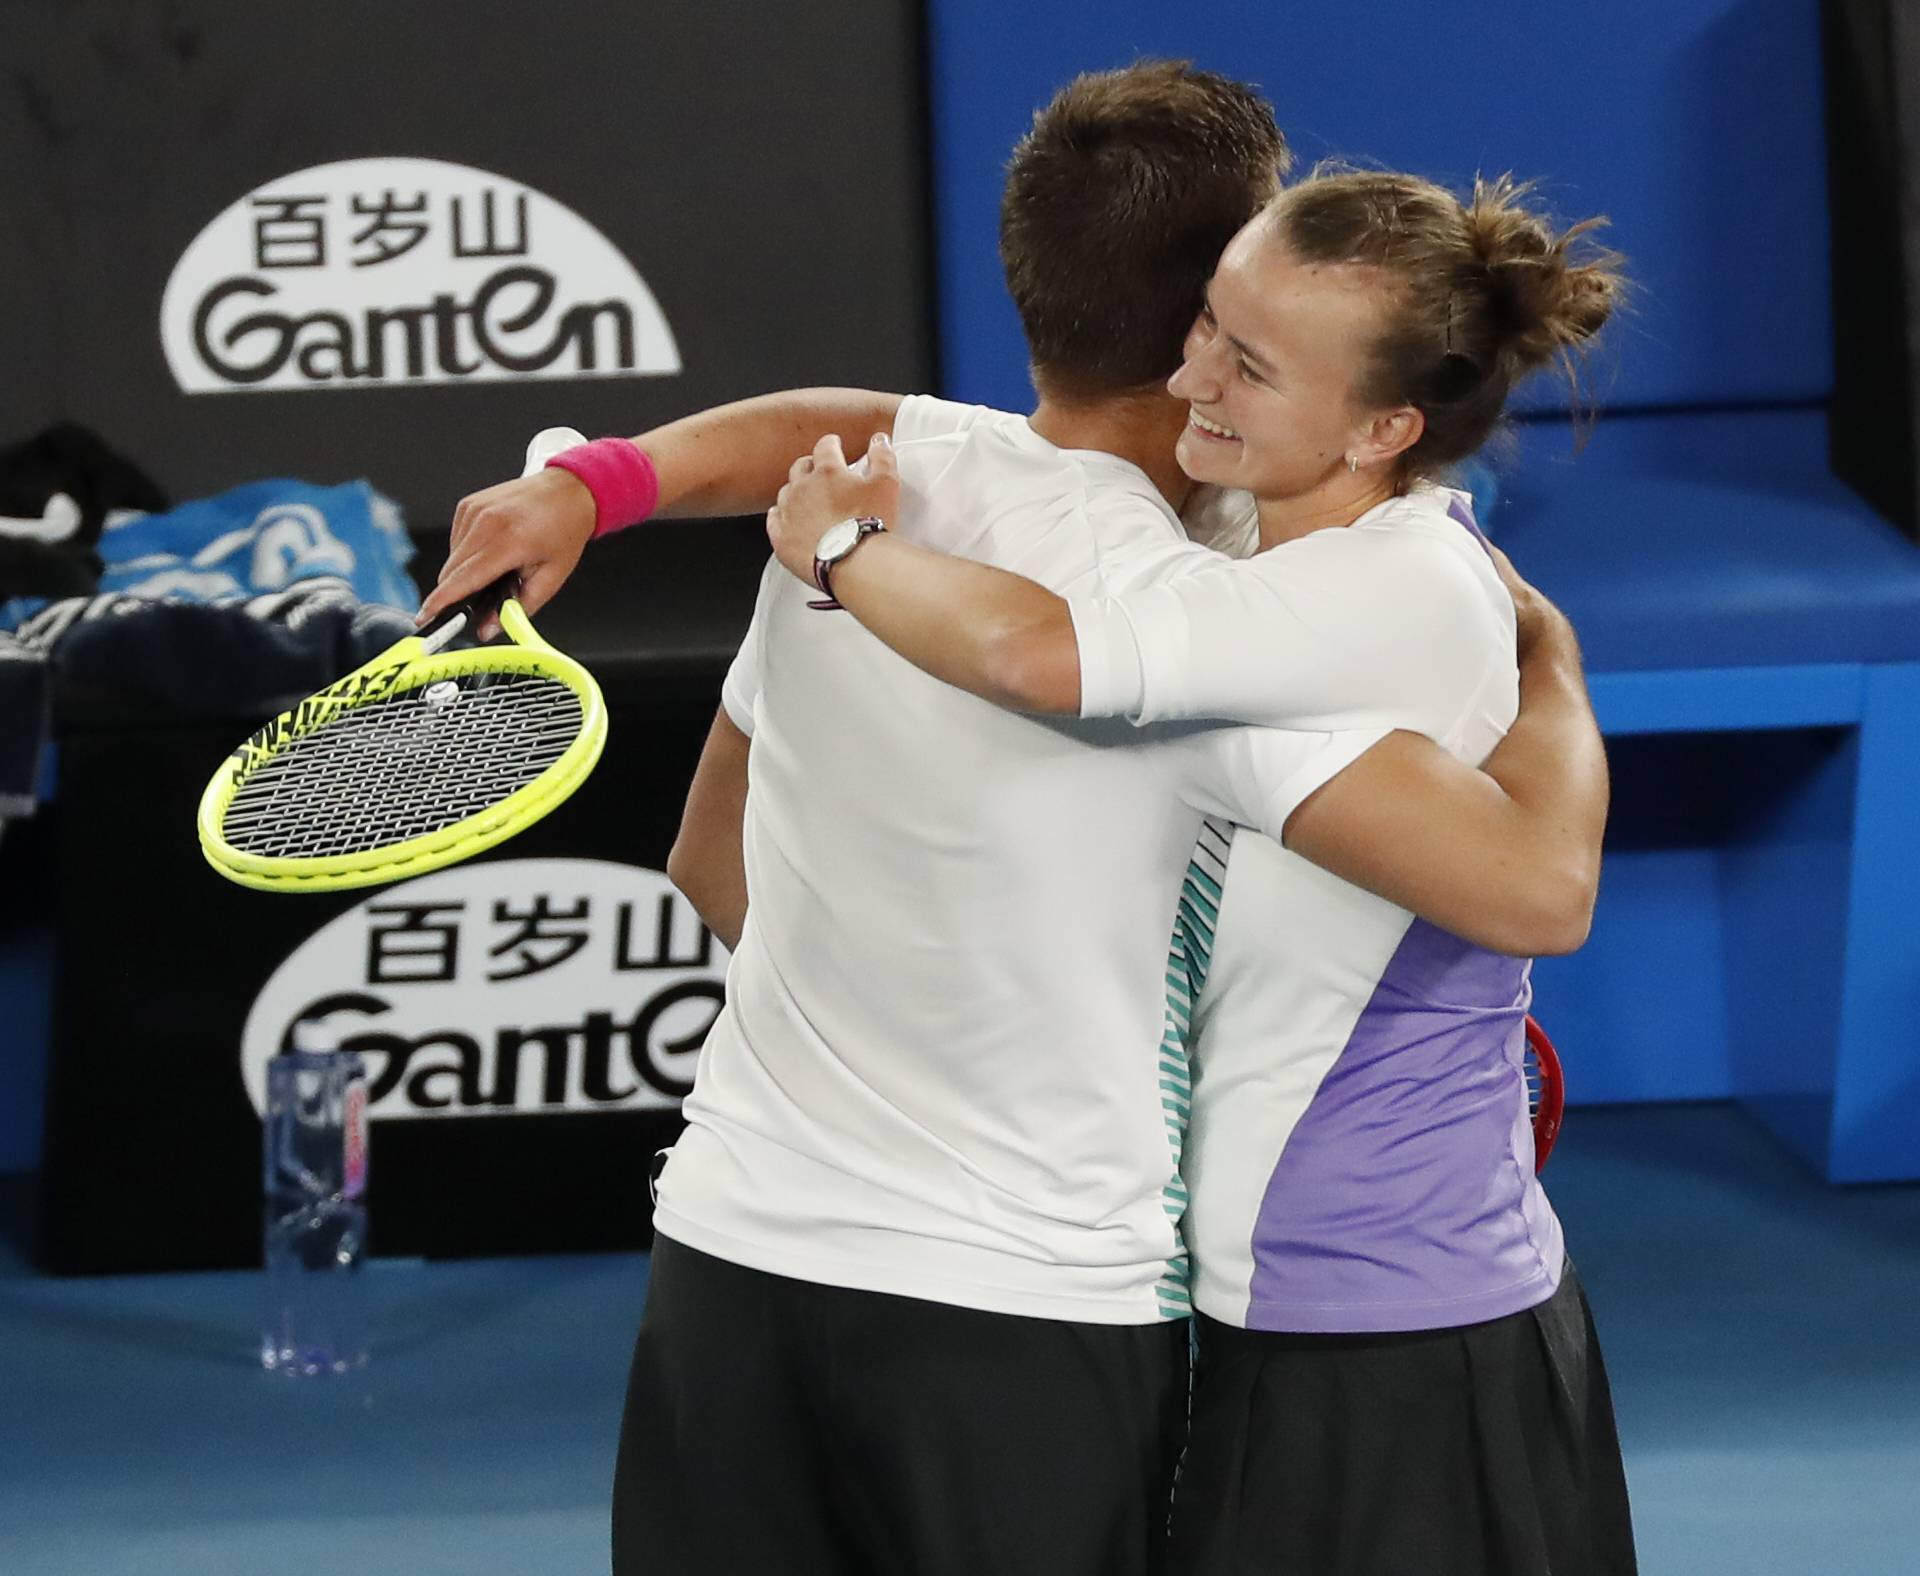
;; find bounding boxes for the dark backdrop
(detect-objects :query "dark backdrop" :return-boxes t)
[4,0,938,1269]
[0,0,937,538]
[1824,0,1920,537]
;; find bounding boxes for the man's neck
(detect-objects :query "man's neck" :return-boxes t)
[1027,389,1194,513]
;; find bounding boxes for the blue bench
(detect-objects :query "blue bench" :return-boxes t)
[1499,410,1920,1181]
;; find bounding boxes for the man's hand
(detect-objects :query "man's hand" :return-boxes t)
[417,468,598,635]
[1485,540,1562,662]
[766,433,900,590]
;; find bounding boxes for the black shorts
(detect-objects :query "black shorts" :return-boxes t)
[613,1233,1190,1576]
[1167,1261,1637,1576]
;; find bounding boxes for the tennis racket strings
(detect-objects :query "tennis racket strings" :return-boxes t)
[1523,1014,1566,1172]
[219,669,584,861]
[1522,1046,1547,1113]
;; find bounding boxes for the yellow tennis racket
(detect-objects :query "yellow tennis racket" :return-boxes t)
[198,430,607,893]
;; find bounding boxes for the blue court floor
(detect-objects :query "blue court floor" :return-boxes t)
[3,1103,1918,1575]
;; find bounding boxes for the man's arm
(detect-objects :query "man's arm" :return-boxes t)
[418,389,903,626]
[666,708,752,952]
[1283,601,1606,956]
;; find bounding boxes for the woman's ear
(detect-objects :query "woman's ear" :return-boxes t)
[1357,405,1424,468]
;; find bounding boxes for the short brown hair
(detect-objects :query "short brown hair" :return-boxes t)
[1269,167,1625,473]
[1000,61,1290,400]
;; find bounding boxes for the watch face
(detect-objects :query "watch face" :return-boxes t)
[817,518,863,561]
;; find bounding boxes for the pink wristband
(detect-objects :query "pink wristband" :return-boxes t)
[546,438,661,539]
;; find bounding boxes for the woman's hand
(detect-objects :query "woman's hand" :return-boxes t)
[419,468,597,635]
[767,433,900,590]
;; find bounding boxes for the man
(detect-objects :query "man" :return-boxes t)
[423,62,1605,1576]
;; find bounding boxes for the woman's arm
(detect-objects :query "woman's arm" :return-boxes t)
[768,433,1481,735]
[766,433,1087,711]
[419,388,903,625]
[774,443,1605,956]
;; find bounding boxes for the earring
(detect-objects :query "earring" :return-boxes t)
[1347,453,1359,474]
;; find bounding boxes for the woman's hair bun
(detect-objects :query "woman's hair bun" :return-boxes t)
[1464,174,1622,375]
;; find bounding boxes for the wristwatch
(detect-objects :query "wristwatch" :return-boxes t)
[808,516,887,610]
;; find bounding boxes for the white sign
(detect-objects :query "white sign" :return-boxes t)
[162,157,681,394]
[241,858,728,1122]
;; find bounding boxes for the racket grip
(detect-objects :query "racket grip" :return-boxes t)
[418,570,523,651]
[471,569,524,617]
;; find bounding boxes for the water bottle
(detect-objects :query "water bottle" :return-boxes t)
[261,1020,369,1375]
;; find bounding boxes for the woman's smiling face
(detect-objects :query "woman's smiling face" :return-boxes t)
[1168,216,1395,503]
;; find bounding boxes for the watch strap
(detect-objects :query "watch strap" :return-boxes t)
[808,517,886,611]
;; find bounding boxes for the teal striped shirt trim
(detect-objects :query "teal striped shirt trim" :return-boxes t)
[1153,816,1235,1320]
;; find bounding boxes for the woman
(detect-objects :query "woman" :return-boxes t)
[764,168,1636,1575]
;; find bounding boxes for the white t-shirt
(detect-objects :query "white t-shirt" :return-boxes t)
[1065,486,1558,1333]
[1069,484,1516,744]
[652,397,1382,1324]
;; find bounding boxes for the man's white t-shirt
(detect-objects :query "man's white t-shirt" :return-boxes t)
[651,397,1383,1324]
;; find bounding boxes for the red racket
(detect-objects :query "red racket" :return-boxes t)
[1523,1015,1565,1173]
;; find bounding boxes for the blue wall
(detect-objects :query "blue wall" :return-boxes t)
[923,0,1832,415]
